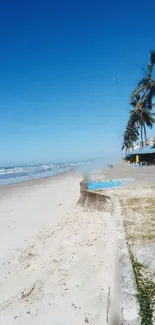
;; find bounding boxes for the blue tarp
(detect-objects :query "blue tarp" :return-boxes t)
[88,180,124,190]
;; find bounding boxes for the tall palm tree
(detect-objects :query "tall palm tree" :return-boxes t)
[130,53,155,147]
[122,52,155,154]
[131,52,155,111]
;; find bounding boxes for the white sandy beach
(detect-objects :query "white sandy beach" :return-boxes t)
[0,172,116,325]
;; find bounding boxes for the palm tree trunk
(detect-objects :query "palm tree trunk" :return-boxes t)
[140,125,143,148]
[143,124,147,146]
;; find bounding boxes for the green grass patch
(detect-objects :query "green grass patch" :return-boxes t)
[127,198,141,205]
[131,254,155,325]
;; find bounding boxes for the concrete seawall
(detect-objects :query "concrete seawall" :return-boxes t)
[115,198,140,325]
[78,180,111,211]
[78,181,140,325]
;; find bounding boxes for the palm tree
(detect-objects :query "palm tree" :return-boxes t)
[122,123,139,153]
[131,52,155,111]
[130,52,155,147]
[128,107,155,147]
[122,52,155,154]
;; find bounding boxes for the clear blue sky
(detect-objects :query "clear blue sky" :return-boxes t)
[1,0,155,166]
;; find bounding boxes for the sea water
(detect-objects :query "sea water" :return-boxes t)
[0,163,78,186]
[0,157,116,186]
[0,160,99,186]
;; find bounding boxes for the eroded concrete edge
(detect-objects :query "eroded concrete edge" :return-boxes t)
[78,181,121,324]
[78,181,141,324]
[115,197,141,325]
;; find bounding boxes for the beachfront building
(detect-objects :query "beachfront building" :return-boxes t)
[124,145,155,166]
[126,137,155,154]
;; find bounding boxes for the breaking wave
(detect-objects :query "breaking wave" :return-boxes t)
[0,161,97,185]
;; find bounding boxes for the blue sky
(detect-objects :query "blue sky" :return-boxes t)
[1,0,155,166]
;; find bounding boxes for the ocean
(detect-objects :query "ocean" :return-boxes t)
[0,161,97,186]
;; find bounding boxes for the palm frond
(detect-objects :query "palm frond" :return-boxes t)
[137,77,150,87]
[131,85,146,101]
